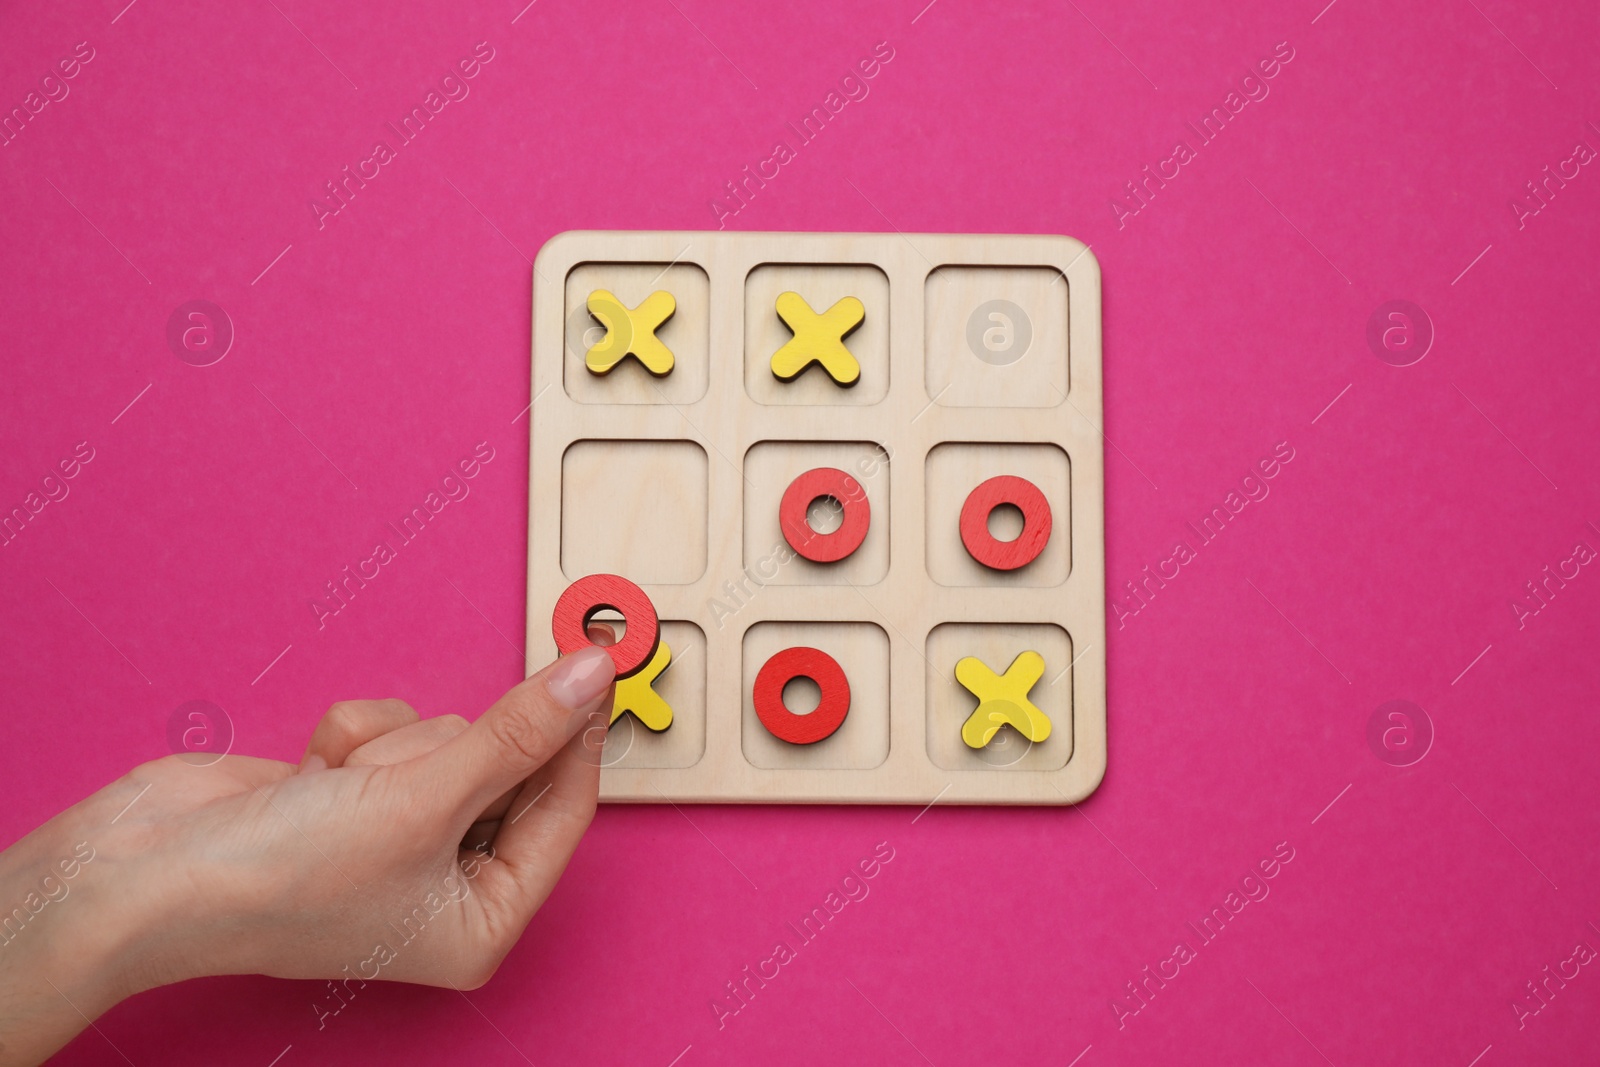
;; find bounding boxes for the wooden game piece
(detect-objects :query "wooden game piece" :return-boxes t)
[551,573,660,678]
[955,650,1052,747]
[959,474,1052,571]
[753,646,850,744]
[769,291,864,385]
[611,639,673,731]
[779,467,871,563]
[585,289,676,376]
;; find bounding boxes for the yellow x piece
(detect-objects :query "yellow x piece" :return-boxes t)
[611,639,673,732]
[955,650,1052,748]
[585,289,676,376]
[770,291,864,385]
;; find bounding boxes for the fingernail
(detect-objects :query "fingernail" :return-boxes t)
[300,753,328,774]
[546,645,615,712]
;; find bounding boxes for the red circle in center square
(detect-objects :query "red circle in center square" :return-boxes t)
[780,467,871,563]
[753,646,851,744]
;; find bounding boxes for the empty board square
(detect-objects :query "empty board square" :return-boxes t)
[561,440,707,584]
[925,266,1068,408]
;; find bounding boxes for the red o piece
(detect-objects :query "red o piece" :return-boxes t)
[552,573,660,679]
[753,646,851,745]
[779,467,871,563]
[959,475,1053,571]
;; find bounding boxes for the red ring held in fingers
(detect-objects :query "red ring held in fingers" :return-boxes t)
[959,475,1052,571]
[753,646,851,744]
[552,573,660,678]
[779,467,871,563]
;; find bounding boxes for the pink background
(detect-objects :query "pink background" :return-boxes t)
[4,0,1598,1063]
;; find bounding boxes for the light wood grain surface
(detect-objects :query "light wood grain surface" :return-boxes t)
[527,231,1104,804]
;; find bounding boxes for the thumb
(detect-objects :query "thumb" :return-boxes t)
[426,646,615,818]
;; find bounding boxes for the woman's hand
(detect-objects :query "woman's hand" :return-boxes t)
[0,642,616,1066]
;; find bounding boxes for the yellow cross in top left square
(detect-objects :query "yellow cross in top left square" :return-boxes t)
[584,289,676,376]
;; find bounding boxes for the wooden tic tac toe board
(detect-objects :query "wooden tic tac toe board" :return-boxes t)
[525,231,1105,805]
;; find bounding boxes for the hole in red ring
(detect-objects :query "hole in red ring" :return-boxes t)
[781,675,823,715]
[986,502,1025,543]
[805,494,845,535]
[584,606,627,640]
